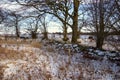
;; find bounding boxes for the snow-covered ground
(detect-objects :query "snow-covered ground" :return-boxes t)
[0,40,120,80]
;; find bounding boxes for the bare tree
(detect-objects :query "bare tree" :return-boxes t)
[3,8,30,38]
[83,0,120,49]
[39,15,49,40]
[24,16,39,39]
[45,0,81,43]
[16,0,82,43]
[24,14,50,39]
[6,11,27,38]
[77,13,87,39]
[9,12,21,38]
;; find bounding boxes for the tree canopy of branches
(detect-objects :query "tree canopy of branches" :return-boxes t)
[16,0,82,43]
[83,0,120,49]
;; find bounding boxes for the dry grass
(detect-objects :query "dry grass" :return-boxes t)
[0,39,42,60]
[30,41,41,48]
[0,39,41,48]
[0,39,28,45]
[0,65,5,79]
[0,47,25,60]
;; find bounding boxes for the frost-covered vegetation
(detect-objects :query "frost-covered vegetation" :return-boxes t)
[0,39,120,80]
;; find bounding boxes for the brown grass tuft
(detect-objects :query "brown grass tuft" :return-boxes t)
[0,39,28,44]
[0,47,25,60]
[30,41,41,48]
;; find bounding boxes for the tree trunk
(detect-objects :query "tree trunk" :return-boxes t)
[96,33,104,49]
[15,17,20,38]
[71,0,79,43]
[44,32,48,39]
[31,31,37,39]
[63,24,68,41]
[71,27,78,43]
[42,32,48,40]
[96,0,105,49]
[77,30,80,39]
[15,23,19,38]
